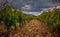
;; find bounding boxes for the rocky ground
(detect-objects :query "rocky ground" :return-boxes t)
[0,19,60,37]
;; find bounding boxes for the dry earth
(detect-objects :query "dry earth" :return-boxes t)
[0,19,60,37]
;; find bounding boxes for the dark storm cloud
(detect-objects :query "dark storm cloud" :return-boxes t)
[0,0,58,9]
[8,0,58,9]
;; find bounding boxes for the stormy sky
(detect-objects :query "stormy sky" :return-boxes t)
[7,0,58,11]
[0,0,58,10]
[0,0,59,15]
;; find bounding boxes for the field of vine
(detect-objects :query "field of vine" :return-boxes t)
[0,6,60,32]
[38,9,60,31]
[0,6,33,28]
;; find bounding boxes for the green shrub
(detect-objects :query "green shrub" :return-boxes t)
[0,6,33,28]
[38,9,60,31]
[19,12,33,22]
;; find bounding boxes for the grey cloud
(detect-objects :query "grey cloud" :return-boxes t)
[8,0,58,11]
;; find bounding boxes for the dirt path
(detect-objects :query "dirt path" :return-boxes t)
[0,19,60,37]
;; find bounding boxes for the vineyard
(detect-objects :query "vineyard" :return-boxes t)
[0,6,33,28]
[38,9,60,31]
[0,6,60,37]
